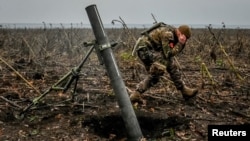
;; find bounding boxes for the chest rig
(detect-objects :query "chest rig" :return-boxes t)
[141,22,176,51]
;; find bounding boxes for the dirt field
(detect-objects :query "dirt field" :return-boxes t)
[0,25,250,141]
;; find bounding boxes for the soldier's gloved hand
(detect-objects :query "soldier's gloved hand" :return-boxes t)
[178,34,187,45]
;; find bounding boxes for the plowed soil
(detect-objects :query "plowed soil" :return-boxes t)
[0,27,249,141]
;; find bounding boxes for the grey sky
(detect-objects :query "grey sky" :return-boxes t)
[0,0,250,25]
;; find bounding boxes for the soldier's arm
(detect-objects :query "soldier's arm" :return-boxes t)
[161,30,181,58]
[162,37,185,58]
[161,31,176,58]
[169,43,185,56]
[170,33,187,56]
[162,42,170,59]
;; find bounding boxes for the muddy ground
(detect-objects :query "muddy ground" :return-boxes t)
[0,26,249,141]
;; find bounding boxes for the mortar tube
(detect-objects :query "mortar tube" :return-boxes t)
[85,4,143,140]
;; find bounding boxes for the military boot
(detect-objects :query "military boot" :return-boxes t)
[181,85,198,100]
[130,91,141,102]
[129,91,145,104]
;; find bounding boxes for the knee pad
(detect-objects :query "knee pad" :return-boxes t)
[149,62,166,76]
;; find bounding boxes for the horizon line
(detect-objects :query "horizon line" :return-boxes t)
[1,23,250,29]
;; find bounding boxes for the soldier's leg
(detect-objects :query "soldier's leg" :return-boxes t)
[130,46,152,102]
[167,60,198,100]
[137,61,165,92]
[136,74,160,94]
[167,60,183,90]
[130,62,164,103]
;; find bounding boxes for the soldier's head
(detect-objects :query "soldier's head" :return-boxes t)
[178,25,191,39]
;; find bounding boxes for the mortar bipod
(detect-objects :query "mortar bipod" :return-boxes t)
[17,40,118,119]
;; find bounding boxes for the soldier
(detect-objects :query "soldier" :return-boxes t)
[130,22,198,103]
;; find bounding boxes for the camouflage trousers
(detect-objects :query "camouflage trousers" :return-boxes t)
[136,46,184,94]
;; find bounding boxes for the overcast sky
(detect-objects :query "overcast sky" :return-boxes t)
[0,0,250,26]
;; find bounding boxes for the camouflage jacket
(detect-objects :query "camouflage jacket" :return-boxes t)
[141,24,185,59]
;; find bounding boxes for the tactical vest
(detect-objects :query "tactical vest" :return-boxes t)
[141,22,176,51]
